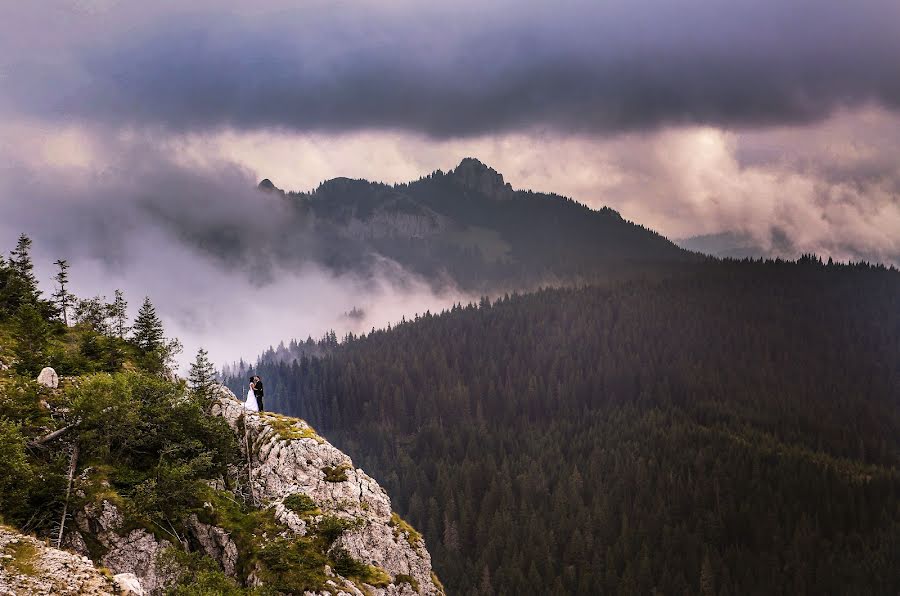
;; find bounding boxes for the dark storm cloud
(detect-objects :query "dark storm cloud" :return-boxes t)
[5,0,900,137]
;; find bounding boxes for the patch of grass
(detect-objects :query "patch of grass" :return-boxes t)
[195,489,285,581]
[198,490,370,594]
[389,512,423,548]
[260,412,324,443]
[97,566,114,580]
[4,540,39,577]
[431,571,447,595]
[321,463,351,483]
[282,493,319,517]
[394,573,420,591]
[331,548,391,587]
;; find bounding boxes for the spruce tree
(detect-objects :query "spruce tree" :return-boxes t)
[13,303,50,375]
[132,297,164,352]
[51,259,75,326]
[9,234,37,290]
[3,234,41,311]
[74,296,111,334]
[109,290,129,338]
[188,347,217,400]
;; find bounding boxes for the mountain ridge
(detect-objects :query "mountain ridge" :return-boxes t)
[249,157,697,291]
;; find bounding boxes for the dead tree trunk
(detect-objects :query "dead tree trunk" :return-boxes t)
[29,422,78,448]
[56,443,79,549]
[243,416,256,507]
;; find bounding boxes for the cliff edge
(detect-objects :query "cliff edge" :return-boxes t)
[50,384,442,596]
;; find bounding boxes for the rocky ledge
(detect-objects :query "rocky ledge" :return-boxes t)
[59,385,443,596]
[0,525,141,595]
[211,387,443,595]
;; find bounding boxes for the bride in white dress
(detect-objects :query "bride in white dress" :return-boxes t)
[244,379,260,412]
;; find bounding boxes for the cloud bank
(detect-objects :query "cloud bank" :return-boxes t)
[0,125,469,371]
[4,0,900,136]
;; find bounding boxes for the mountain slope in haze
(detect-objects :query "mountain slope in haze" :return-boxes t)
[676,231,780,259]
[678,230,900,267]
[261,158,697,290]
[231,258,900,595]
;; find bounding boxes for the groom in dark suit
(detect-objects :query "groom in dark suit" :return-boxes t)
[252,375,265,412]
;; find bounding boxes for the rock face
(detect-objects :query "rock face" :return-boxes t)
[71,500,173,595]
[212,386,443,596]
[187,514,239,577]
[113,572,145,595]
[450,157,515,200]
[342,209,449,241]
[0,525,127,595]
[36,367,58,389]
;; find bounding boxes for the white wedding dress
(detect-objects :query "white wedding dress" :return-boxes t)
[244,385,260,412]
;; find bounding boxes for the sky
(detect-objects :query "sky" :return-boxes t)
[2,0,899,371]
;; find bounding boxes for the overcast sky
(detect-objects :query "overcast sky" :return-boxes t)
[2,0,899,370]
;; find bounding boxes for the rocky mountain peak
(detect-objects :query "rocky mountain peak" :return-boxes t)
[450,157,514,200]
[257,178,283,194]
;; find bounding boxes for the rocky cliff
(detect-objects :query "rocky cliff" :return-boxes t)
[49,384,442,596]
[212,387,442,596]
[0,525,142,595]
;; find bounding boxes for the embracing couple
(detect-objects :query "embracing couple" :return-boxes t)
[244,375,265,412]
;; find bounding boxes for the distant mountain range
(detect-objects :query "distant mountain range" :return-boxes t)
[676,231,781,259]
[677,230,900,267]
[259,158,697,291]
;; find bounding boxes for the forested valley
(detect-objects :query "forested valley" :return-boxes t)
[229,258,900,595]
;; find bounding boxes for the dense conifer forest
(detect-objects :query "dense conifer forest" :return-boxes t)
[231,258,900,595]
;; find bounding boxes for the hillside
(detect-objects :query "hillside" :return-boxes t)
[259,157,696,290]
[0,236,441,595]
[234,258,900,595]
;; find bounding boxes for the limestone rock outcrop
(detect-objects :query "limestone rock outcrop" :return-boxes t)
[47,387,443,596]
[212,386,443,596]
[113,573,145,595]
[71,500,173,595]
[63,386,442,595]
[36,367,58,389]
[450,157,515,200]
[0,525,130,595]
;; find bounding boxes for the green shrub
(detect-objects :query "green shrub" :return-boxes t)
[331,548,391,587]
[12,304,49,376]
[257,536,328,593]
[316,515,356,546]
[0,419,33,516]
[282,493,318,516]
[321,463,350,482]
[70,371,240,528]
[158,547,247,596]
[389,512,423,548]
